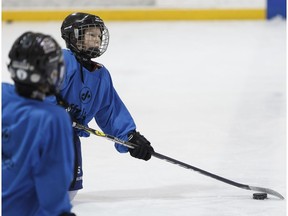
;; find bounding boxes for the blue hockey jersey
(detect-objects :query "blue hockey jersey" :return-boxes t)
[2,83,74,216]
[58,49,136,152]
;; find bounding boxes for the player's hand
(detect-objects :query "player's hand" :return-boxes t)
[128,131,154,161]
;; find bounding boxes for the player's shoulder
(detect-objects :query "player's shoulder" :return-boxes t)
[94,64,111,78]
[62,49,73,57]
[62,49,76,65]
[2,82,17,102]
[42,102,68,118]
[2,82,14,92]
[32,103,71,130]
[29,98,67,120]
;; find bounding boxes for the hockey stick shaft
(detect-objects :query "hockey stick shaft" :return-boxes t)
[72,122,284,200]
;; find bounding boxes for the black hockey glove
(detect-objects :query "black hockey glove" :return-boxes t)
[128,131,154,161]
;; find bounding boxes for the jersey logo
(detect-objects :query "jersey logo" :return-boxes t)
[79,87,92,104]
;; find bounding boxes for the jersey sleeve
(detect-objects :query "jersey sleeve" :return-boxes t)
[32,109,74,215]
[94,70,136,153]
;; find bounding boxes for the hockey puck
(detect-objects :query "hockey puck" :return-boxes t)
[253,193,267,200]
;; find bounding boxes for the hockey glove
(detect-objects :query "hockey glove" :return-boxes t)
[128,131,154,161]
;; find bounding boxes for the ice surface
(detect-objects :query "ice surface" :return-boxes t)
[2,19,286,215]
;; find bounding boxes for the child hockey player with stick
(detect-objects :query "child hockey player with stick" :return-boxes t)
[59,12,154,199]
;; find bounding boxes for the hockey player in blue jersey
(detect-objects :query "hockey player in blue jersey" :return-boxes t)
[2,32,76,216]
[59,12,154,197]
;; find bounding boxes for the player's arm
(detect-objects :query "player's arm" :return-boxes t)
[94,70,154,160]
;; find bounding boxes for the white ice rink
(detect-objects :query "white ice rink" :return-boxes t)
[2,19,286,215]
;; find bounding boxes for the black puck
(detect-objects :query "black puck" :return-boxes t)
[253,193,267,200]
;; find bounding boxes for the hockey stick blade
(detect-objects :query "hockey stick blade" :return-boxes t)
[72,122,284,200]
[248,186,284,200]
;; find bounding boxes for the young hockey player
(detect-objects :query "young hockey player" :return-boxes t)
[2,32,76,216]
[59,12,154,197]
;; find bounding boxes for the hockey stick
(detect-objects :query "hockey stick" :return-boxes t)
[72,122,284,200]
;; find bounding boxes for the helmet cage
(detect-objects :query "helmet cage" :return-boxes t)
[74,23,109,59]
[61,13,109,59]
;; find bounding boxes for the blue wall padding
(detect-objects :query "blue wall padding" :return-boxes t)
[267,0,286,19]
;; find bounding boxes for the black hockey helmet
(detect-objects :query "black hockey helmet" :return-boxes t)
[61,12,109,59]
[8,32,65,97]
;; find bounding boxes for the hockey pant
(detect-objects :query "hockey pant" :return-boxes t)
[69,133,83,191]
